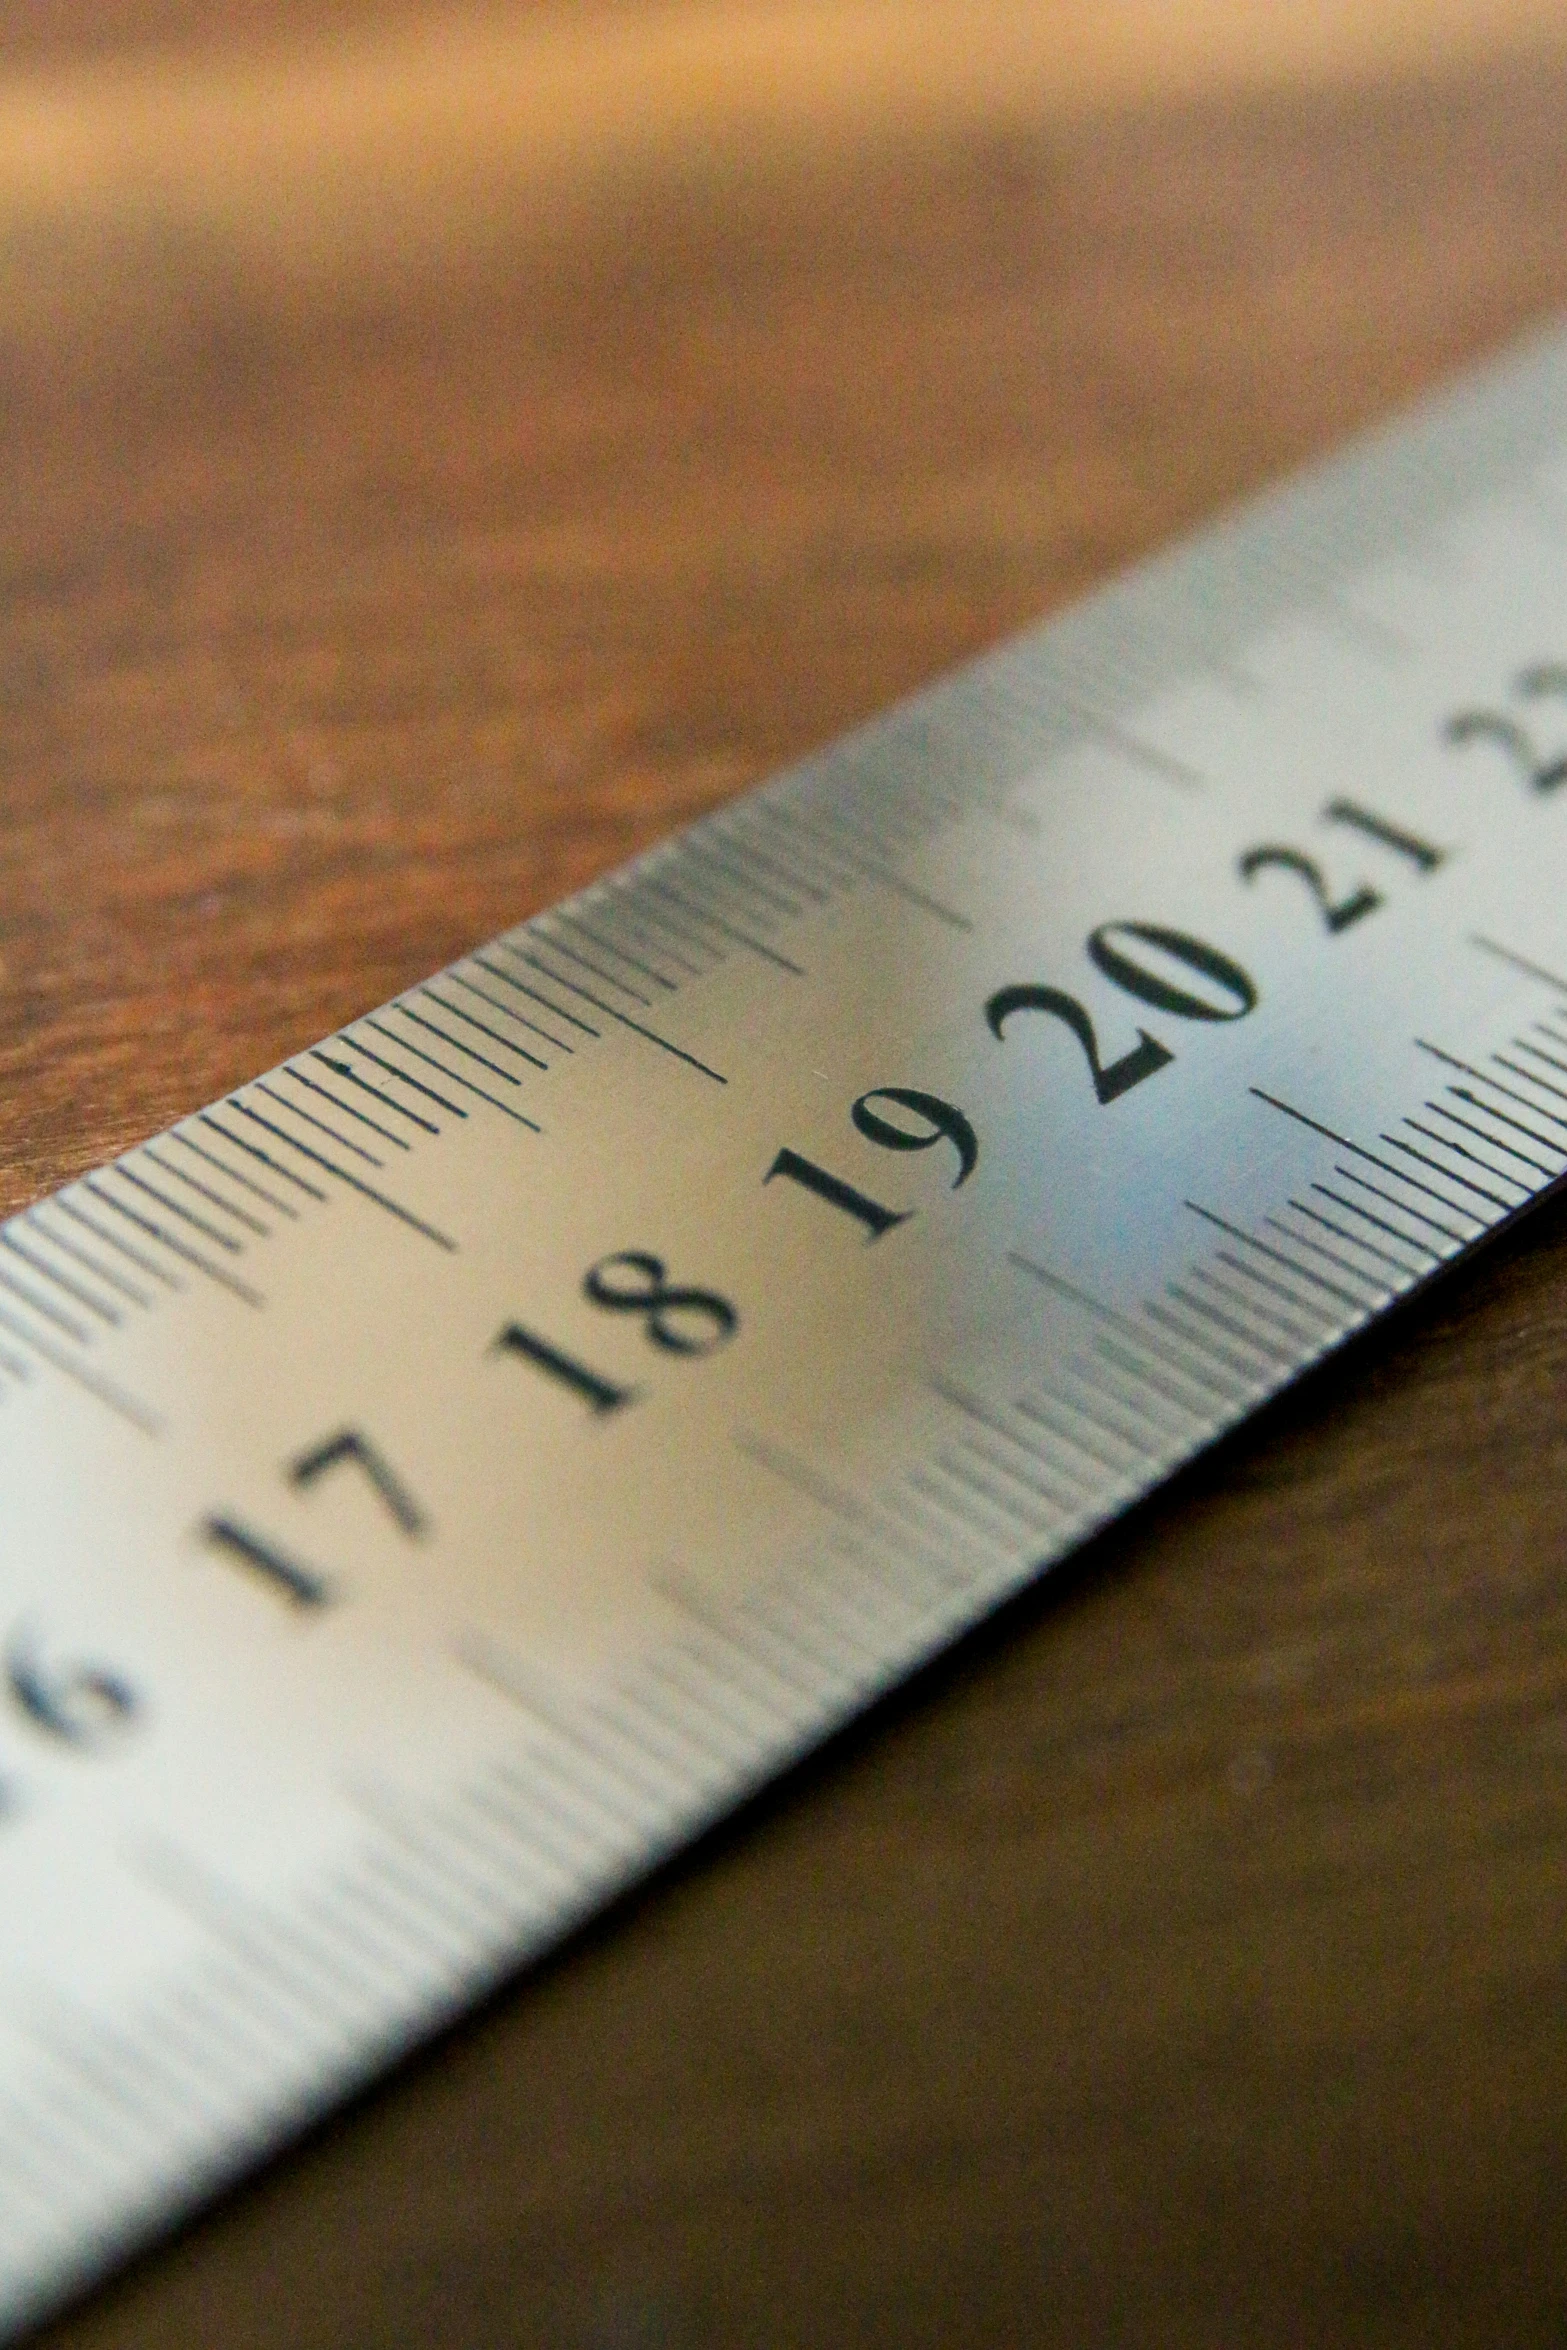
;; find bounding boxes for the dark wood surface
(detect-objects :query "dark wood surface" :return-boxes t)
[13,16,1567,2345]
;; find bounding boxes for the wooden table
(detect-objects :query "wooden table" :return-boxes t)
[12,7,1567,2343]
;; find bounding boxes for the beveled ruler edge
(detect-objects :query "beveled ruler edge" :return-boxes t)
[5,319,1567,2338]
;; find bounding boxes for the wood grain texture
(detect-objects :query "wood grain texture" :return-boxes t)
[13,14,1567,2347]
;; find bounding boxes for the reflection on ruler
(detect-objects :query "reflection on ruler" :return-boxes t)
[7,323,1567,2334]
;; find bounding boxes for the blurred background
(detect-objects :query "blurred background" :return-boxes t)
[6,1,1567,1216]
[15,8,1567,2345]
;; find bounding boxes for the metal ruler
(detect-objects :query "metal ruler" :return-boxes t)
[7,324,1567,2334]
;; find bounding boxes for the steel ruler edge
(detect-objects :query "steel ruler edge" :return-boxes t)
[6,322,1567,2334]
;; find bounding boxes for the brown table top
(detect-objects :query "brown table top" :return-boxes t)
[13,8,1567,2344]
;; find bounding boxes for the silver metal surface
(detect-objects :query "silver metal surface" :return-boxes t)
[6,324,1567,2332]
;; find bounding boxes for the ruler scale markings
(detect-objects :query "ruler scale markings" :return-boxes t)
[755,1567,922,1701]
[651,1571,826,1714]
[443,967,568,1055]
[28,2004,229,2156]
[393,999,527,1088]
[1104,1316,1240,1400]
[1490,1050,1567,1110]
[483,1738,667,1861]
[934,1445,1064,1534]
[735,1432,977,1591]
[1184,1265,1323,1349]
[488,1723,673,1845]
[485,942,601,1035]
[1381,1130,1521,1213]
[465,955,581,1048]
[286,1851,482,1993]
[1125,1304,1251,1403]
[1509,1035,1567,1083]
[581,1678,753,1800]
[1249,1092,1481,1232]
[930,1379,1098,1506]
[798,1533,947,1647]
[629,1607,815,1750]
[868,1484,998,1575]
[82,1175,266,1306]
[292,1864,470,1997]
[1471,935,1567,992]
[667,829,812,918]
[1408,1104,1550,1180]
[27,1206,157,1305]
[53,1192,187,1288]
[355,1804,561,1957]
[1258,1216,1388,1301]
[906,1461,1033,1550]
[552,910,681,993]
[693,821,828,909]
[279,1063,410,1151]
[141,1140,274,1234]
[199,1111,330,1204]
[575,1679,735,1818]
[353,1025,475,1118]
[1074,1354,1198,1446]
[146,1970,294,2099]
[633,859,768,942]
[254,1079,384,1169]
[596,886,716,979]
[1432,1094,1565,1169]
[641,872,798,971]
[228,1102,458,1246]
[510,961,726,1083]
[743,801,866,890]
[11,326,1567,2338]
[420,982,554,1076]
[1325,1166,1469,1251]
[591,895,716,981]
[1145,1294,1276,1381]
[1122,1312,1252,1407]
[127,1845,370,2043]
[1012,1388,1140,1479]
[0,1305,161,1433]
[15,2012,178,2168]
[477,1738,648,1859]
[637,872,803,973]
[729,1572,875,1693]
[766,797,937,896]
[451,1629,674,1808]
[0,1264,93,1346]
[419,985,550,1072]
[1417,1040,1567,1130]
[1203,1246,1342,1335]
[531,922,660,1003]
[110,1163,248,1258]
[732,1573,893,1696]
[1091,1335,1218,1427]
[345,1825,521,1961]
[799,766,954,845]
[1185,1204,1368,1314]
[791,807,975,931]
[315,1044,450,1129]
[670,833,805,920]
[1284,1197,1427,1281]
[1048,1373,1164,1464]
[734,804,868,896]
[0,1231,121,1326]
[728,1582,888,1708]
